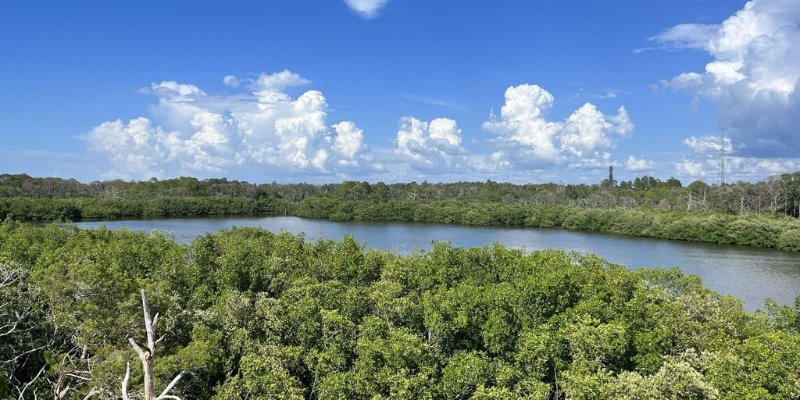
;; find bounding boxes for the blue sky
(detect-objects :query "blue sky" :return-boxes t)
[1,0,798,184]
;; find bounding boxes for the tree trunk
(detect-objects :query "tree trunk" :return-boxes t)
[123,290,183,400]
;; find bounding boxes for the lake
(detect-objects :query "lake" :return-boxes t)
[73,216,800,311]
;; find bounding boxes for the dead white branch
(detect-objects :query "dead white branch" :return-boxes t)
[122,290,184,400]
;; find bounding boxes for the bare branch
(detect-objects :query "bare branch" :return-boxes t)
[0,318,21,337]
[64,373,92,381]
[156,372,184,400]
[128,337,147,359]
[82,388,100,400]
[142,289,156,356]
[155,334,167,349]
[3,344,48,365]
[17,363,46,400]
[121,362,131,400]
[56,383,70,399]
[124,290,182,400]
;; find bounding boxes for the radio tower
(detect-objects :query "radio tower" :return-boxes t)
[718,130,726,186]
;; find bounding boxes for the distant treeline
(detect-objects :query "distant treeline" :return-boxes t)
[0,196,288,221]
[2,173,800,251]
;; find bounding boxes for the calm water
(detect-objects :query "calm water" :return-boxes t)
[73,216,800,311]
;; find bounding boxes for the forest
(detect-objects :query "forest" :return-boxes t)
[2,173,800,251]
[1,221,798,399]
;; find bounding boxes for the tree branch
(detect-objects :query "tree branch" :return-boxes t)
[17,363,46,400]
[121,362,130,400]
[156,371,184,400]
[128,337,147,360]
[141,290,157,355]
[155,334,167,349]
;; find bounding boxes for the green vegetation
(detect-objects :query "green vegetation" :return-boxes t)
[1,221,799,399]
[2,173,800,251]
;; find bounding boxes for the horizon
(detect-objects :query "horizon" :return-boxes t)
[1,170,780,187]
[1,0,799,185]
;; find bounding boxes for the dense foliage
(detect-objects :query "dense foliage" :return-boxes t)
[2,172,800,216]
[1,221,798,399]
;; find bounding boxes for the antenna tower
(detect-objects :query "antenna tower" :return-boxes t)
[718,130,725,186]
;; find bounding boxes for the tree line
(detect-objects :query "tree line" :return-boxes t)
[2,173,800,251]
[2,173,800,216]
[0,221,798,399]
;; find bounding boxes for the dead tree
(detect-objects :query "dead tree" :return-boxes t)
[766,175,783,213]
[122,290,184,400]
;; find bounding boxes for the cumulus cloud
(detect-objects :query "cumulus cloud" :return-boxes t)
[682,135,733,155]
[222,75,240,88]
[251,70,309,92]
[344,0,389,19]
[624,155,655,172]
[394,117,468,170]
[82,76,638,182]
[675,159,707,179]
[482,84,632,169]
[82,70,367,179]
[84,118,170,178]
[332,121,367,166]
[180,111,237,172]
[657,0,800,157]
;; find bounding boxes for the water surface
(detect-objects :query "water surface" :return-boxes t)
[74,216,800,311]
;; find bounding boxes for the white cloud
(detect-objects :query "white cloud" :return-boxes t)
[83,118,169,178]
[482,84,632,169]
[222,75,240,88]
[661,72,703,91]
[251,70,309,92]
[596,91,618,99]
[332,121,366,165]
[468,151,513,173]
[428,118,462,147]
[178,111,237,172]
[673,134,799,182]
[82,70,367,179]
[344,0,389,19]
[730,157,799,177]
[82,77,643,183]
[624,155,655,172]
[657,0,800,157]
[149,81,205,101]
[651,23,720,50]
[682,135,733,155]
[675,159,707,179]
[394,117,468,170]
[675,154,799,183]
